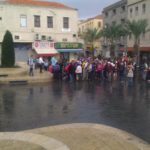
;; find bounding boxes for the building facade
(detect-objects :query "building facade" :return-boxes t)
[103,0,127,25]
[103,0,150,60]
[78,15,103,56]
[0,0,82,62]
[128,0,150,61]
[102,0,127,57]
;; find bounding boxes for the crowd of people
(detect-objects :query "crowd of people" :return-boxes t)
[49,56,150,85]
[27,55,150,85]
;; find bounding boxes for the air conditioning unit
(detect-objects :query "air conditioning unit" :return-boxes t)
[41,35,46,40]
[47,36,52,41]
[35,33,40,41]
[62,38,67,42]
[47,36,54,42]
[73,34,76,37]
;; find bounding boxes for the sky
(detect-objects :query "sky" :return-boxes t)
[47,0,119,19]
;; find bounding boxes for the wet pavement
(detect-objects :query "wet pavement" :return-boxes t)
[0,81,149,143]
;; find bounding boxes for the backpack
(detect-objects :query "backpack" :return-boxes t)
[49,65,53,73]
[64,64,70,72]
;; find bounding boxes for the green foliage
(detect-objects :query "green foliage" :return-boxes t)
[126,19,149,44]
[81,28,101,56]
[81,28,100,45]
[100,23,127,57]
[100,19,149,59]
[126,19,149,66]
[1,30,15,67]
[100,23,127,44]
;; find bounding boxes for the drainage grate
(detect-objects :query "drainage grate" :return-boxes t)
[0,74,8,77]
[9,80,28,85]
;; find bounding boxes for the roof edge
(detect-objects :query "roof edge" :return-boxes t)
[5,0,77,10]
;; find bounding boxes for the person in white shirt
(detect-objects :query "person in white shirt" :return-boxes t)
[75,63,82,81]
[82,61,88,80]
[38,57,44,73]
[28,55,34,76]
[127,62,134,86]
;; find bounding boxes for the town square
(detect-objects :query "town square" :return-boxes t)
[0,0,150,149]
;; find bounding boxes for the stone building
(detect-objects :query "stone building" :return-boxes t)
[78,15,103,56]
[102,0,127,57]
[0,0,82,62]
[128,0,150,61]
[103,0,150,60]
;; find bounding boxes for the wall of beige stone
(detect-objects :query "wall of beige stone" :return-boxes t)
[0,3,79,43]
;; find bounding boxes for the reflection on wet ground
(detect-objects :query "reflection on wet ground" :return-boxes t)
[0,81,149,143]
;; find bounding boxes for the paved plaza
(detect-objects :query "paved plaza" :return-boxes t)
[0,62,150,149]
[0,124,150,150]
[0,62,52,84]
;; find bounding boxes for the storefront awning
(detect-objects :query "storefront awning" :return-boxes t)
[128,47,150,52]
[32,41,59,56]
[56,49,83,53]
[34,48,59,56]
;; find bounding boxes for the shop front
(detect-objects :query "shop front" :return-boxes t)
[32,41,59,57]
[127,47,150,62]
[55,42,83,62]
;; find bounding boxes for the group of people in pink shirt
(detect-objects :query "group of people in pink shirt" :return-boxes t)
[50,56,148,86]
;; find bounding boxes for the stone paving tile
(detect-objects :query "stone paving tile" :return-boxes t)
[0,124,150,149]
[0,140,45,150]
[0,132,69,150]
[0,62,52,84]
[29,123,150,150]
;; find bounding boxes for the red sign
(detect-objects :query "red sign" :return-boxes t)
[32,41,54,49]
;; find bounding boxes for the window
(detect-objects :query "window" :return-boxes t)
[20,15,27,27]
[130,8,133,17]
[47,16,53,28]
[63,17,69,29]
[105,12,108,17]
[113,9,116,15]
[142,4,146,14]
[135,6,138,16]
[34,15,40,27]
[121,6,125,12]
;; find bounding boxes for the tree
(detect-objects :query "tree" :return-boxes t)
[126,19,149,67]
[81,28,101,56]
[100,23,127,57]
[1,30,15,67]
